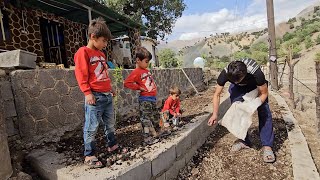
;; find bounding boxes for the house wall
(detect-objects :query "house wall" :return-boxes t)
[0,2,88,65]
[141,40,157,65]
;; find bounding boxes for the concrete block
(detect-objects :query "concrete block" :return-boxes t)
[190,120,203,146]
[0,49,36,69]
[118,160,152,180]
[155,172,166,180]
[176,133,192,158]
[185,145,198,164]
[165,157,186,180]
[152,146,176,176]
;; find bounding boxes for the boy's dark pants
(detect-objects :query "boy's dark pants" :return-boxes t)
[139,100,160,137]
[229,84,274,147]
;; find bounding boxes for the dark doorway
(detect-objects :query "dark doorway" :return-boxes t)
[39,18,68,68]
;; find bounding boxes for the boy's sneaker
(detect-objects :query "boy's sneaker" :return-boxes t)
[144,137,159,145]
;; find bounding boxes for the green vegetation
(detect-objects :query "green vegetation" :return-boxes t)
[158,48,181,68]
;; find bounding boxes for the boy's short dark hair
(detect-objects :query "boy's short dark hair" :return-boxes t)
[135,47,152,61]
[88,17,112,40]
[169,86,181,95]
[226,61,247,83]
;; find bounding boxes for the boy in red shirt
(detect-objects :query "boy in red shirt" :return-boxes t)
[161,87,182,129]
[124,47,160,145]
[74,17,126,168]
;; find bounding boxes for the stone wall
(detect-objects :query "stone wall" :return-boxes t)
[0,73,13,179]
[9,68,204,142]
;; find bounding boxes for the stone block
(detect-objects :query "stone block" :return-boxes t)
[3,100,16,118]
[65,70,78,87]
[49,69,66,80]
[38,70,55,89]
[0,49,36,69]
[54,80,69,95]
[6,118,17,136]
[47,106,64,127]
[28,100,48,120]
[70,87,83,103]
[19,115,36,138]
[0,81,13,101]
[60,96,77,114]
[39,89,60,107]
[152,146,176,176]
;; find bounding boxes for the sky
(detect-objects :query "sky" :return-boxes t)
[166,0,318,41]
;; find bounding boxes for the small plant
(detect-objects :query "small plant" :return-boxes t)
[112,66,124,125]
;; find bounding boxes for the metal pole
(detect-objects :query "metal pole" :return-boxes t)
[88,7,92,23]
[266,0,279,90]
[181,68,199,94]
[0,9,6,41]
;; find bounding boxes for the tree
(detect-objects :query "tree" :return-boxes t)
[106,0,186,40]
[250,42,268,52]
[251,51,268,65]
[233,51,251,59]
[158,48,180,68]
[283,32,295,42]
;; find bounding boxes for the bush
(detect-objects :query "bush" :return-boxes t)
[283,32,294,41]
[305,36,313,49]
[288,17,297,24]
[289,24,294,29]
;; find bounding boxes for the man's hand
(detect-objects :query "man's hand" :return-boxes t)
[208,113,218,126]
[85,94,96,105]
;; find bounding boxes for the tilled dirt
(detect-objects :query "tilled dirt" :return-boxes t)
[176,96,293,180]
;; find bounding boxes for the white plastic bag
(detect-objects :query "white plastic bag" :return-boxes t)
[219,89,259,140]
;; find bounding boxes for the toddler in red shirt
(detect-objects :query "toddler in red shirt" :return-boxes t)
[161,87,182,130]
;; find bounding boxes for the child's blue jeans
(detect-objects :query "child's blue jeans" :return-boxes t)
[229,84,274,147]
[83,92,117,156]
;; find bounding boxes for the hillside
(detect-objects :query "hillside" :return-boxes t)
[161,2,320,67]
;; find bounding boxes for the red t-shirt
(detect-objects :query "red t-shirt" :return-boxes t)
[124,67,157,97]
[74,46,112,95]
[162,96,181,115]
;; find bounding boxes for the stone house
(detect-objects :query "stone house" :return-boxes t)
[0,0,144,68]
[111,35,159,68]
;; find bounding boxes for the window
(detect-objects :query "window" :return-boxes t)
[0,8,10,42]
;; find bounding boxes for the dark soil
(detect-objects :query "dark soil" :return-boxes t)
[176,96,293,180]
